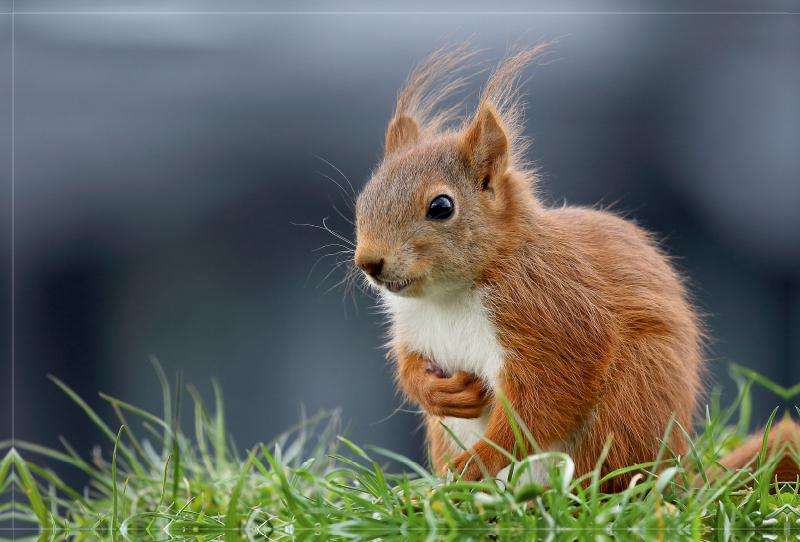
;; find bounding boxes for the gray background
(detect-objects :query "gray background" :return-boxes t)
[2,1,799,490]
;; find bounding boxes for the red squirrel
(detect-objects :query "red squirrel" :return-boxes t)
[352,44,705,493]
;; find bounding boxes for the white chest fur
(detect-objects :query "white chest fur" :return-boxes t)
[384,288,505,452]
[385,287,505,388]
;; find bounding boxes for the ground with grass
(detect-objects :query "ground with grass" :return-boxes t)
[2,360,800,542]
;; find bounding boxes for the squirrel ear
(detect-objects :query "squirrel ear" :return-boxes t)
[462,105,508,191]
[385,115,419,155]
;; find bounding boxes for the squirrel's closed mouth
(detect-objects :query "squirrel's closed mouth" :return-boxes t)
[381,278,417,294]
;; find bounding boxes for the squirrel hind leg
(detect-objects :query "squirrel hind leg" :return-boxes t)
[571,415,666,494]
[570,372,693,493]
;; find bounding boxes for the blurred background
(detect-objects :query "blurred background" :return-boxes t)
[1,0,799,490]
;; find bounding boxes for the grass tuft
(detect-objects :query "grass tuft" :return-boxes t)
[2,361,800,541]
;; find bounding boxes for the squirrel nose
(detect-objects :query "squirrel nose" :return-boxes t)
[357,257,384,277]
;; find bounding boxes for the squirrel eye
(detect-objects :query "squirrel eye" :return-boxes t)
[426,195,454,221]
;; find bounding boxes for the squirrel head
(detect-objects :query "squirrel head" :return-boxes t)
[353,44,547,298]
[355,104,533,298]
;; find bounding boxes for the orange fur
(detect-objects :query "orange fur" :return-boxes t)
[354,44,706,493]
[709,419,800,488]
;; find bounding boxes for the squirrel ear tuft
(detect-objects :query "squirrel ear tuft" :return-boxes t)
[385,115,419,155]
[462,105,508,190]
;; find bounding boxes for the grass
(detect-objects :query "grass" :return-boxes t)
[2,359,800,542]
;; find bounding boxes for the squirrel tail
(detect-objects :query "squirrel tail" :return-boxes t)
[707,417,800,486]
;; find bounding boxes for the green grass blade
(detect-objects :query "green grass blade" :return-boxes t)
[438,422,467,452]
[758,406,779,517]
[729,366,754,437]
[730,363,800,400]
[10,449,48,525]
[589,434,613,499]
[495,390,528,457]
[48,374,144,478]
[111,426,123,541]
[758,407,779,472]
[364,445,435,481]
[170,371,184,506]
[23,461,90,508]
[0,450,12,489]
[212,379,226,469]
[146,453,171,532]
[187,384,215,476]
[150,356,172,458]
[676,421,709,488]
[109,402,153,472]
[99,393,176,445]
[336,436,373,462]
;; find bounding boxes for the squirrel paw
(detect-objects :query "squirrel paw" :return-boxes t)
[420,371,491,419]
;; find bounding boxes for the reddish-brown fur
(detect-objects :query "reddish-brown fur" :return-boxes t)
[709,419,800,488]
[453,207,703,490]
[353,43,706,493]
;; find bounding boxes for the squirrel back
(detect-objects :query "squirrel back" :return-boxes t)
[353,43,706,492]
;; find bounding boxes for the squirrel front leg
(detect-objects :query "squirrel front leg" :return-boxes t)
[448,397,518,480]
[448,370,594,482]
[395,347,491,419]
